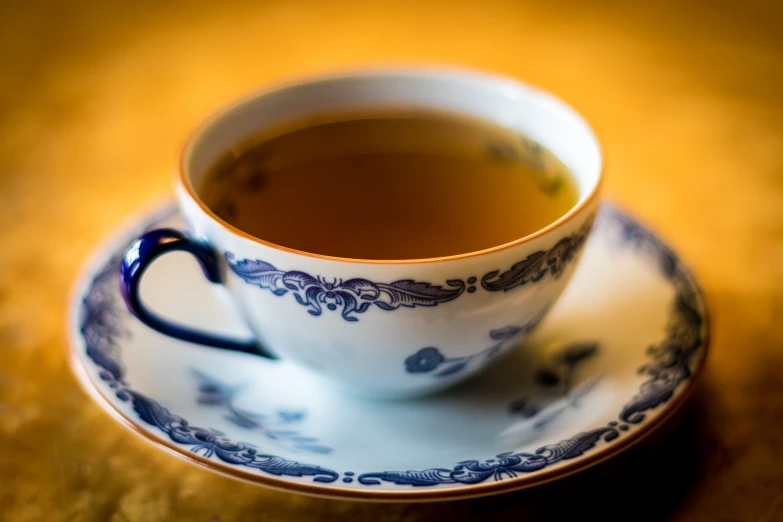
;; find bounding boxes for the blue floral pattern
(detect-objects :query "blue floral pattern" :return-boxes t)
[192,369,332,454]
[404,312,548,378]
[130,390,337,482]
[405,347,446,374]
[481,217,594,292]
[603,207,706,425]
[225,253,465,321]
[358,427,619,485]
[77,204,707,490]
[508,342,600,429]
[224,215,593,321]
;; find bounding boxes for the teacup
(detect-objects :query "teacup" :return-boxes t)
[120,69,602,398]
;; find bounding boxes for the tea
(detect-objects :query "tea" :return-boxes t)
[199,111,579,260]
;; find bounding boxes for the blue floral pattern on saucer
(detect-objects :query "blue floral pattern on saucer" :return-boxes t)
[357,427,619,486]
[508,342,600,429]
[192,369,332,454]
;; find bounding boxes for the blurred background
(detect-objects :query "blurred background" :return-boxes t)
[1,0,782,520]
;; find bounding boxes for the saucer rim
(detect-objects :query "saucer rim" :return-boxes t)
[66,201,710,502]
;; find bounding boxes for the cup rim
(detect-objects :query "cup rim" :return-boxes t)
[179,67,604,265]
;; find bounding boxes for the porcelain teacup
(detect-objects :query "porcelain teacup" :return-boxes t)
[120,69,602,397]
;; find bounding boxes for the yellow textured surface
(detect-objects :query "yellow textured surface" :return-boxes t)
[1,1,782,520]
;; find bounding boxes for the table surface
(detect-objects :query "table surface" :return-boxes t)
[1,1,782,520]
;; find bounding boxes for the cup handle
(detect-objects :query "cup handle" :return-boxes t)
[119,228,274,358]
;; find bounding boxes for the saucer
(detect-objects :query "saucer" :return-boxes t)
[68,203,709,502]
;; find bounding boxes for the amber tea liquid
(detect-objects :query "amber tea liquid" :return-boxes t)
[199,110,579,260]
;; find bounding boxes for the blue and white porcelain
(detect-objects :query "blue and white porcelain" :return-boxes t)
[68,203,709,502]
[119,69,603,397]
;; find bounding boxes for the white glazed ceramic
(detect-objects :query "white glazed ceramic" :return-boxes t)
[123,69,602,397]
[70,204,708,501]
